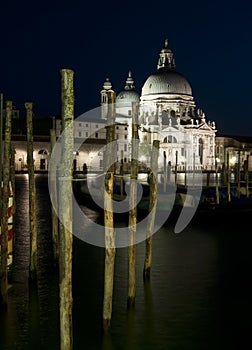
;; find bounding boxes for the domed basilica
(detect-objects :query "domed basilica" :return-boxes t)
[101,40,217,170]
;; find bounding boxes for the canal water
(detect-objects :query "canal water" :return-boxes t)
[0,174,251,349]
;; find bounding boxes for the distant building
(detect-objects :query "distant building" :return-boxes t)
[215,135,252,171]
[3,105,20,119]
[11,117,54,171]
[55,117,129,171]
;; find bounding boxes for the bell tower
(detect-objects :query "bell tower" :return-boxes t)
[100,76,115,119]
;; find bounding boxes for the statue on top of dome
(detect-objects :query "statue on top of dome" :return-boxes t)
[125,71,135,90]
[157,39,176,70]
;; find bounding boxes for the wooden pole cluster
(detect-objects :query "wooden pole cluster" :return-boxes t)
[0,100,12,307]
[127,102,139,308]
[143,140,160,281]
[26,102,38,281]
[58,69,74,350]
[102,90,116,334]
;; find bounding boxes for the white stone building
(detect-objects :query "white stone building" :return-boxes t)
[101,39,217,170]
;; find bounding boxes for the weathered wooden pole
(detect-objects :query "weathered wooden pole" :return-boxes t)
[26,102,37,281]
[167,160,171,185]
[0,93,3,265]
[222,149,227,187]
[58,69,74,350]
[103,90,116,334]
[163,151,167,192]
[0,100,12,307]
[10,144,16,267]
[184,159,187,187]
[206,171,210,187]
[127,102,139,308]
[237,151,241,199]
[192,153,195,187]
[175,150,178,187]
[120,150,124,197]
[50,128,59,262]
[227,152,231,202]
[143,140,160,281]
[215,157,220,205]
[0,93,3,180]
[245,154,249,198]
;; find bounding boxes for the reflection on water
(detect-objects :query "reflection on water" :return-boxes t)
[0,174,59,350]
[0,174,251,349]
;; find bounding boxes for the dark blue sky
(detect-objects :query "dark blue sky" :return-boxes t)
[1,0,252,136]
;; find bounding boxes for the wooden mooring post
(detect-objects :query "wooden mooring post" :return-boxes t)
[206,171,210,187]
[175,150,178,187]
[0,93,3,180]
[215,158,220,205]
[58,69,74,350]
[119,151,124,197]
[50,128,59,262]
[163,151,167,192]
[184,160,187,187]
[143,140,160,281]
[127,102,139,308]
[0,100,12,307]
[10,144,16,266]
[102,90,116,334]
[227,152,231,202]
[237,151,241,199]
[26,102,38,281]
[245,154,249,198]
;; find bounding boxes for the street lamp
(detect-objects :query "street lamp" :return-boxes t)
[89,152,94,170]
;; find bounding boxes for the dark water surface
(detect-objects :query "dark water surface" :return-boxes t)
[0,174,251,349]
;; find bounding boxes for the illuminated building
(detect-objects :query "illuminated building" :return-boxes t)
[101,39,217,170]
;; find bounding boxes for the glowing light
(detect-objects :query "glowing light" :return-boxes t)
[229,156,236,165]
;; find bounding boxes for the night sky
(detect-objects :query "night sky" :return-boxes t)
[1,0,252,136]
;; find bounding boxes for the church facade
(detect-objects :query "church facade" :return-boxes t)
[101,40,217,170]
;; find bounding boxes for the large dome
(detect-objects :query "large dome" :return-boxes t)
[141,68,192,97]
[141,39,193,99]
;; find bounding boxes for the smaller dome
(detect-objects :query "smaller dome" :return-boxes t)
[116,71,140,107]
[116,90,140,106]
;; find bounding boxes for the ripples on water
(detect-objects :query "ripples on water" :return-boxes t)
[0,174,251,349]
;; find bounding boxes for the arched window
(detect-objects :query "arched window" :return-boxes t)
[170,110,175,118]
[163,135,177,143]
[38,149,47,155]
[198,138,203,164]
[162,111,168,125]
